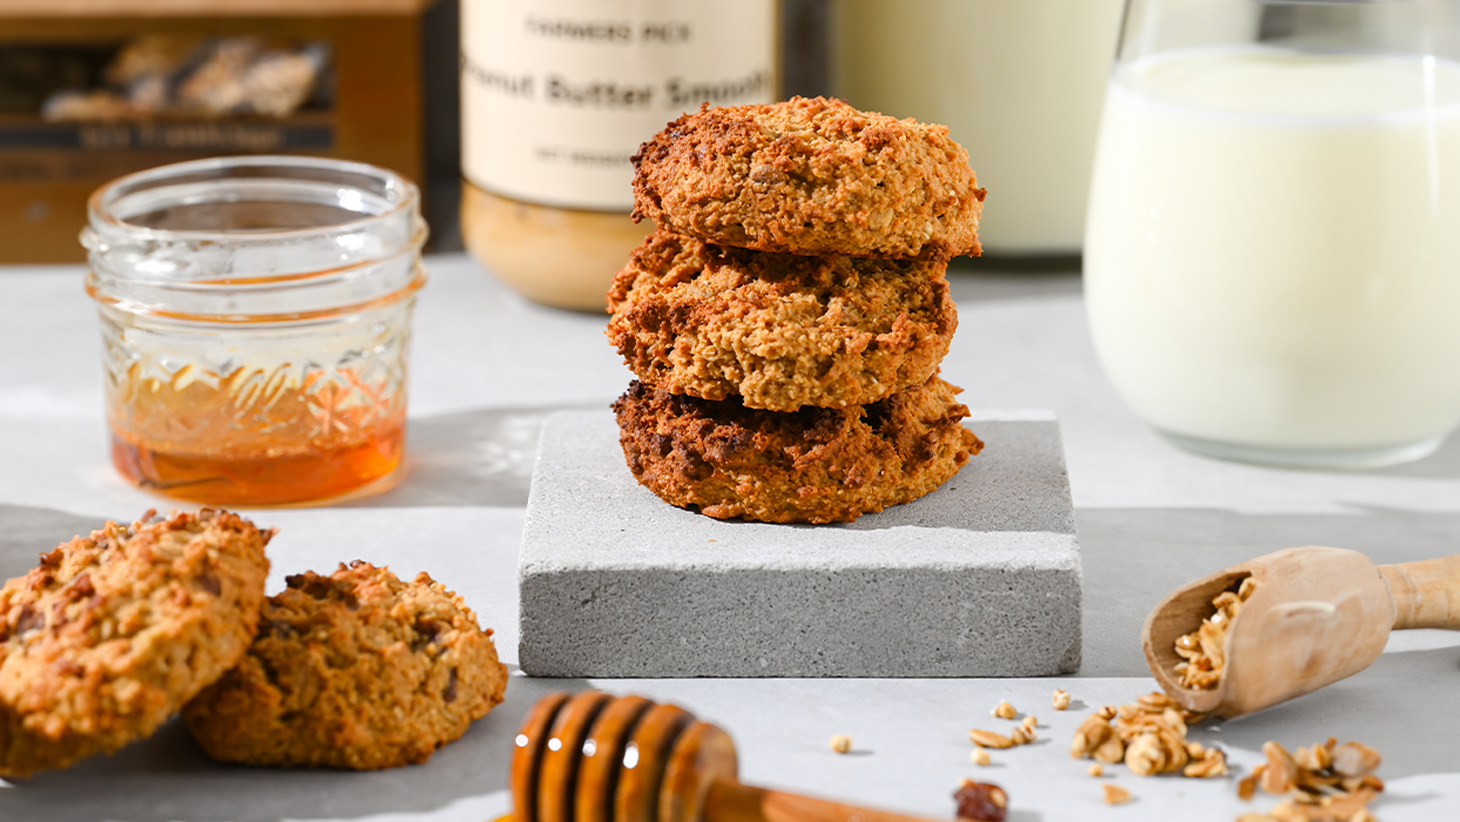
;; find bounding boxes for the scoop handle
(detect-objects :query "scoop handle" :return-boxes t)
[705,778,943,822]
[1379,554,1460,630]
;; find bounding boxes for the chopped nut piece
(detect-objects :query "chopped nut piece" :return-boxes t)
[1183,747,1228,778]
[991,700,1017,720]
[970,729,1016,749]
[1262,741,1300,795]
[971,748,991,766]
[1097,705,1118,720]
[1071,714,1113,758]
[1052,689,1071,711]
[829,734,852,754]
[954,779,1008,822]
[1088,763,1103,777]
[1331,742,1381,778]
[1174,577,1256,690]
[1095,734,1127,764]
[1125,732,1168,777]
[1010,726,1033,746]
[1239,765,1266,800]
[1240,740,1383,822]
[1022,715,1038,730]
[1239,764,1267,800]
[1102,784,1133,805]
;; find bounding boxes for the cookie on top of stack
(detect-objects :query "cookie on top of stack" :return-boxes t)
[607,96,987,524]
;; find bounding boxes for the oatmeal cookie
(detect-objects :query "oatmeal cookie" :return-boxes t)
[183,561,508,770]
[607,230,957,411]
[0,509,271,777]
[612,376,982,523]
[632,96,986,259]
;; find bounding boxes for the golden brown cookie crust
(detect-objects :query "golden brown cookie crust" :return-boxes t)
[0,509,271,778]
[612,376,983,524]
[632,96,986,259]
[607,230,957,412]
[182,561,508,770]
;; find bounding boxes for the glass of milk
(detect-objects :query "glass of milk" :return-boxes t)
[1085,0,1460,468]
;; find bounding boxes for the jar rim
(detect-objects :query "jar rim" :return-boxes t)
[87,154,418,242]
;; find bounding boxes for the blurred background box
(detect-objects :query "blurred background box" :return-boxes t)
[0,0,441,263]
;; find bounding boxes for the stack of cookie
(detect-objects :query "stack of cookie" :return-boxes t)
[607,97,987,524]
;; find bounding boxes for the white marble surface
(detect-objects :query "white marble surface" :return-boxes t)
[0,254,1456,821]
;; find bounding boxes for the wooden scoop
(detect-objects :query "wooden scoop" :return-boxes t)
[511,690,947,822]
[1143,546,1460,719]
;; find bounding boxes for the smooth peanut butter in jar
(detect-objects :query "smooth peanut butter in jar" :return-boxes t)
[459,0,779,311]
[84,156,427,506]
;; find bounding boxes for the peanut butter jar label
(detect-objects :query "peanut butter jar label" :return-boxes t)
[461,0,776,211]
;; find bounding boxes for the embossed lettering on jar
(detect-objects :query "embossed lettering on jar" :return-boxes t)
[84,156,427,505]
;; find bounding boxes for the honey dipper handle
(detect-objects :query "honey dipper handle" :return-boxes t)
[1380,555,1460,631]
[704,778,943,822]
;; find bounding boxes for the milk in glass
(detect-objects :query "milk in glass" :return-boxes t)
[1085,48,1460,457]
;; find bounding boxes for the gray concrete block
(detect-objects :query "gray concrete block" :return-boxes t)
[518,410,1081,677]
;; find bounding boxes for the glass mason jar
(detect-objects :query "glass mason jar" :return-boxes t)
[1085,0,1460,468]
[83,156,427,505]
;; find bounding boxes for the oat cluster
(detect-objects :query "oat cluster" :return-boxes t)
[1175,577,1258,689]
[1236,739,1383,822]
[611,98,986,523]
[1069,692,1228,779]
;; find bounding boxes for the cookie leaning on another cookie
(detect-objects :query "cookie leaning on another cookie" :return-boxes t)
[631,96,986,259]
[607,229,957,412]
[0,509,272,778]
[183,561,508,770]
[613,376,983,524]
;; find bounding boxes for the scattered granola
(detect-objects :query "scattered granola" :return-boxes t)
[992,700,1017,720]
[1052,689,1072,711]
[1175,576,1257,690]
[1069,692,1226,779]
[829,734,852,754]
[954,779,1008,821]
[1103,784,1133,805]
[971,748,992,766]
[1236,739,1383,822]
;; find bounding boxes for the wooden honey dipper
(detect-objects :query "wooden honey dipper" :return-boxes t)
[511,690,947,822]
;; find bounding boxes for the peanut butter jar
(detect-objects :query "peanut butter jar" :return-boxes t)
[459,0,779,311]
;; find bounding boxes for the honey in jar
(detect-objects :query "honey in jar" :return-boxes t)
[84,156,426,505]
